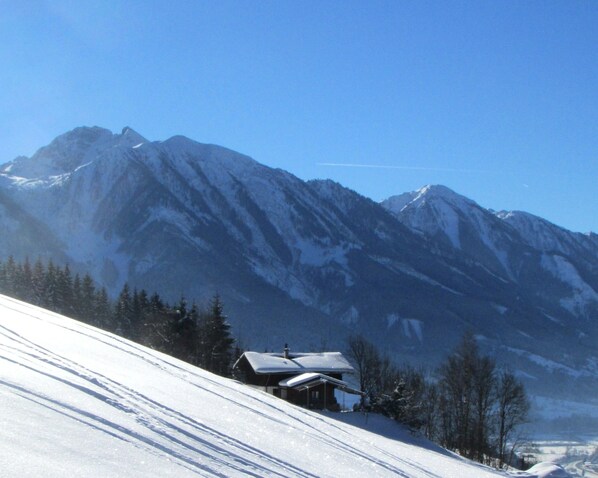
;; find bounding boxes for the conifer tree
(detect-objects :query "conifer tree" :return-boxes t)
[56,264,74,315]
[31,258,47,306]
[199,294,234,376]
[3,256,17,296]
[71,273,83,320]
[12,261,25,300]
[0,259,6,293]
[136,291,171,352]
[94,287,113,329]
[45,260,58,311]
[171,297,198,363]
[374,378,422,429]
[138,289,150,313]
[114,283,133,337]
[149,292,165,315]
[19,258,33,303]
[79,273,96,323]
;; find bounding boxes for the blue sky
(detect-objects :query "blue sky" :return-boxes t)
[1,1,596,232]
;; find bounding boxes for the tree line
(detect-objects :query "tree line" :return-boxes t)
[0,257,236,377]
[348,333,530,469]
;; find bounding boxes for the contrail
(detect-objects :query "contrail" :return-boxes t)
[316,162,492,173]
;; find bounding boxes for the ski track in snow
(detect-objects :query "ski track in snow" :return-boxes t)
[0,314,319,477]
[0,296,522,477]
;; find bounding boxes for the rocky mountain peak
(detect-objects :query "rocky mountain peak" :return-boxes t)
[119,126,148,147]
[382,184,477,215]
[0,126,153,180]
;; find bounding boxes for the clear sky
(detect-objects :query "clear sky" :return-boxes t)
[1,0,596,233]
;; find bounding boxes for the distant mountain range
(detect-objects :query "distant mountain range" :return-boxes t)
[1,126,597,417]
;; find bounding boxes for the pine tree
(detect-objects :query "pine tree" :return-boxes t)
[94,287,113,330]
[31,259,47,306]
[79,273,96,324]
[71,273,83,320]
[12,261,26,300]
[137,291,172,352]
[3,256,17,296]
[149,292,164,311]
[130,288,143,340]
[19,258,34,303]
[45,260,58,311]
[0,259,6,293]
[374,378,422,429]
[198,294,234,376]
[56,264,74,315]
[171,297,198,363]
[138,289,150,313]
[114,283,133,337]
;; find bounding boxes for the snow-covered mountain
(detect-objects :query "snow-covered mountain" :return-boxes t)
[1,127,597,417]
[382,185,598,319]
[1,294,517,478]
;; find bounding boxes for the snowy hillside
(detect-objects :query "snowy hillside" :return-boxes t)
[0,294,515,478]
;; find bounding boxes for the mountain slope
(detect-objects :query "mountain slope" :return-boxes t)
[382,185,598,411]
[1,127,597,416]
[0,188,67,261]
[497,210,598,316]
[382,185,598,320]
[0,294,510,478]
[0,127,506,352]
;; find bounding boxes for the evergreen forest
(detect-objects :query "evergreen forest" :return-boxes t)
[0,257,237,377]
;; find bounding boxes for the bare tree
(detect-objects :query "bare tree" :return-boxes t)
[472,355,496,463]
[438,332,477,455]
[421,382,439,440]
[346,334,381,407]
[495,370,530,468]
[438,332,497,461]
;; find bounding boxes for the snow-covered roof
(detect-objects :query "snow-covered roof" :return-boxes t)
[279,373,364,395]
[239,351,354,375]
[279,372,341,388]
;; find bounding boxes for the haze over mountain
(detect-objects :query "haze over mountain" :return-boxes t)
[1,126,597,423]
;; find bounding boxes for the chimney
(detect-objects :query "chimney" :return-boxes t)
[283,344,290,359]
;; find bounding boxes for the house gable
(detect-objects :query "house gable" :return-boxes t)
[233,349,357,410]
[239,351,354,375]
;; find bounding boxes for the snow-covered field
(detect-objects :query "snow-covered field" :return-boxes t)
[521,440,598,477]
[0,295,565,477]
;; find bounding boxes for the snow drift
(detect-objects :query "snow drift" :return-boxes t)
[0,294,516,477]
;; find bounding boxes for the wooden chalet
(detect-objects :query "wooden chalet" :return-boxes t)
[232,345,361,410]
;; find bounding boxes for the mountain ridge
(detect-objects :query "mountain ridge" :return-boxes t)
[1,126,597,418]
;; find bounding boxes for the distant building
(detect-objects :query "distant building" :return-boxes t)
[232,345,362,410]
